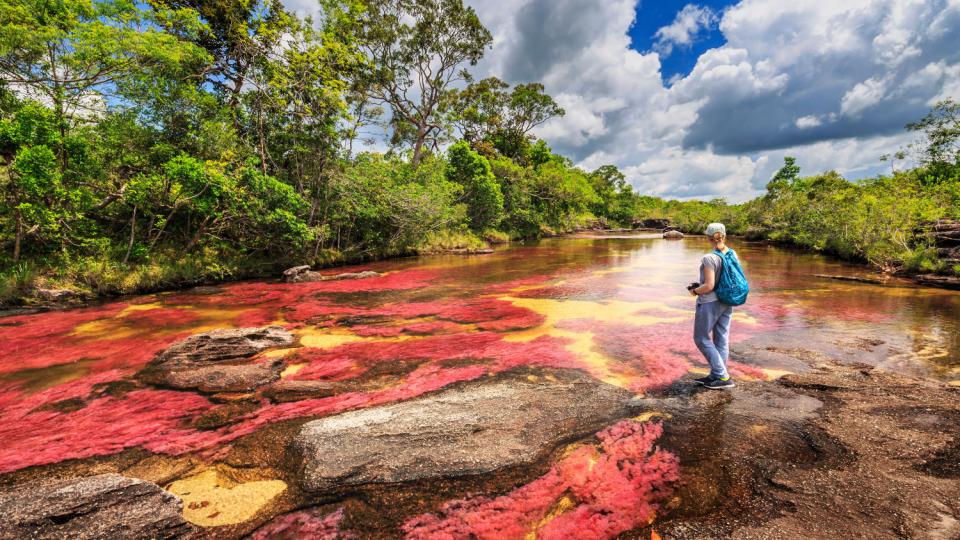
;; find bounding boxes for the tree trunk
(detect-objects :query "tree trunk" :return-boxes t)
[123,206,137,264]
[13,207,22,263]
[411,124,427,168]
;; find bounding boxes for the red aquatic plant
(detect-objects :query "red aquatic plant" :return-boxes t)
[402,420,679,540]
[0,384,212,473]
[250,507,355,540]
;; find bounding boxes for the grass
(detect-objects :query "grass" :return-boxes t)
[415,229,488,253]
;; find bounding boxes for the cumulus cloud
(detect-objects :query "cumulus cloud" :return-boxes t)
[679,0,960,154]
[653,4,719,57]
[280,0,960,201]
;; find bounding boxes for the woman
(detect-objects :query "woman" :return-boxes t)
[689,222,736,389]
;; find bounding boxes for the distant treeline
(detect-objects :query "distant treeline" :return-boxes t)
[636,99,960,275]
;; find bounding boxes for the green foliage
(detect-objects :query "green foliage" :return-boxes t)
[446,141,503,231]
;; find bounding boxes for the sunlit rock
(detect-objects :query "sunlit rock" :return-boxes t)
[0,474,193,539]
[138,326,293,393]
[282,265,382,283]
[293,369,638,493]
[663,230,684,239]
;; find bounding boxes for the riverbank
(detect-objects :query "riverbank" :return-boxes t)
[0,230,503,309]
[5,227,960,312]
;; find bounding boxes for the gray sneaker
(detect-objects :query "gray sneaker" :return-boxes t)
[703,378,735,390]
[693,375,715,385]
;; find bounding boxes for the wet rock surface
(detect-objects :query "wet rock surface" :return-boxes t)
[262,379,350,402]
[642,361,960,540]
[138,326,293,392]
[0,473,193,540]
[293,369,637,493]
[283,266,382,283]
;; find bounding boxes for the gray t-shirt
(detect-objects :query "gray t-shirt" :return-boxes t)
[697,252,723,304]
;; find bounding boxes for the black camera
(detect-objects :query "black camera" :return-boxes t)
[686,282,700,291]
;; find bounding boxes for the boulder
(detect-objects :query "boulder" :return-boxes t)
[0,474,193,540]
[915,274,960,290]
[33,288,78,302]
[663,230,684,239]
[292,369,637,493]
[138,326,293,393]
[283,266,382,283]
[262,379,351,402]
[445,248,494,255]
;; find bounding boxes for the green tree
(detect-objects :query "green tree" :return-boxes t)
[447,77,564,161]
[0,0,208,162]
[359,0,492,167]
[907,98,960,179]
[446,141,502,231]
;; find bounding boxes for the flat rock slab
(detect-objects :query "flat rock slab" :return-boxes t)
[293,369,637,493]
[0,474,193,540]
[139,326,293,392]
[283,265,382,283]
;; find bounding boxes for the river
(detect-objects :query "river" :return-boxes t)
[1,232,958,537]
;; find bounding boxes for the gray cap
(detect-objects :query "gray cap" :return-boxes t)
[705,222,726,237]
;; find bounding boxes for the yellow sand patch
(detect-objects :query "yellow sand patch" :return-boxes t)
[732,311,759,325]
[759,368,793,380]
[633,411,671,422]
[263,347,299,359]
[750,424,770,434]
[688,366,709,375]
[294,326,418,350]
[499,296,690,390]
[70,302,163,338]
[526,375,539,382]
[526,495,576,540]
[280,362,307,378]
[167,468,286,527]
[296,327,366,349]
[948,380,960,388]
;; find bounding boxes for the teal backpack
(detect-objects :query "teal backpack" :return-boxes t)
[712,248,749,306]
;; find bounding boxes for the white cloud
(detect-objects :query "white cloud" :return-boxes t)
[279,0,960,201]
[840,77,890,118]
[653,4,719,57]
[795,115,822,129]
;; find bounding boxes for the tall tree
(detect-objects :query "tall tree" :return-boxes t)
[907,99,960,175]
[447,77,564,161]
[359,0,491,167]
[0,0,209,162]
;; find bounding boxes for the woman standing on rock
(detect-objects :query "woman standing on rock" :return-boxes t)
[688,223,737,390]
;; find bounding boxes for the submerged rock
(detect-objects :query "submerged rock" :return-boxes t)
[283,266,382,283]
[262,379,350,402]
[0,473,193,540]
[293,369,637,493]
[915,273,960,290]
[138,326,293,393]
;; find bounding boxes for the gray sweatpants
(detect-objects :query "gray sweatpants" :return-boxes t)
[694,300,733,379]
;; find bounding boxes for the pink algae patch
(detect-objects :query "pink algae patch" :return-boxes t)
[402,420,679,540]
[0,381,212,473]
[251,507,355,540]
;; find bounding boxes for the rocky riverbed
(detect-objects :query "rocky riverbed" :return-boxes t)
[1,236,958,538]
[1,330,956,539]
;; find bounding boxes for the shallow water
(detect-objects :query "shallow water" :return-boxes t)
[2,233,958,535]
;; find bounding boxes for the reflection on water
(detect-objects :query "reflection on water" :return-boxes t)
[1,233,959,531]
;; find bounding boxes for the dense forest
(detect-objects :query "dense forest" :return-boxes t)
[643,100,960,276]
[0,0,958,303]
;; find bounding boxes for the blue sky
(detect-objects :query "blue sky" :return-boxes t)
[628,0,738,83]
[286,0,960,202]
